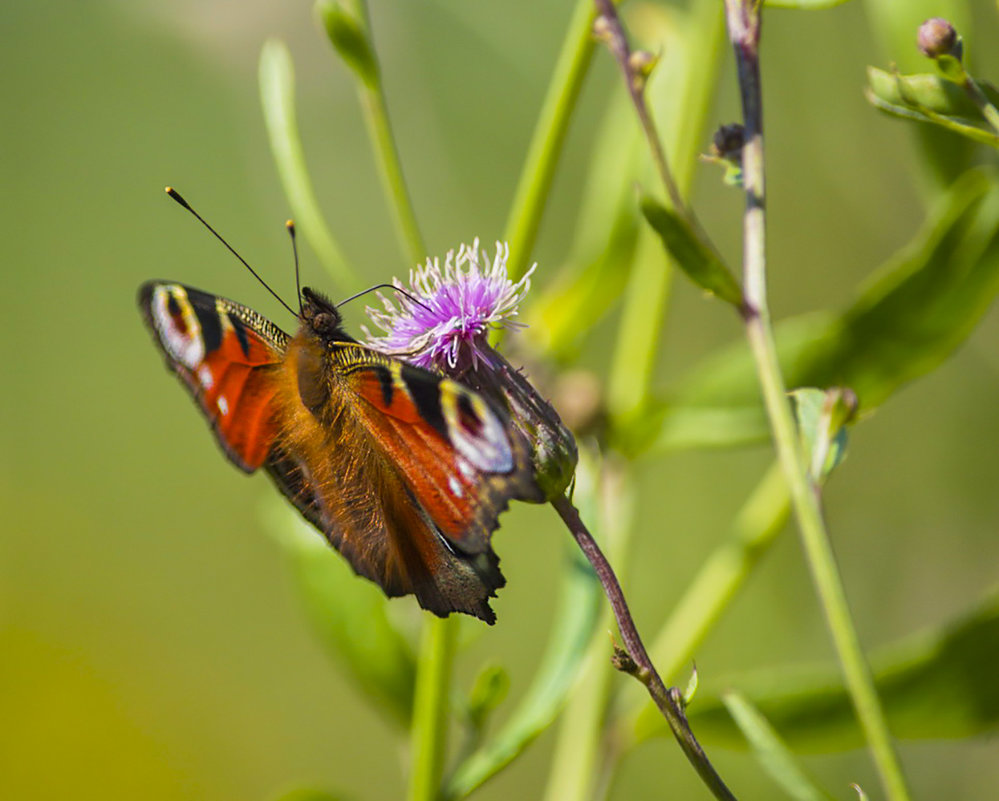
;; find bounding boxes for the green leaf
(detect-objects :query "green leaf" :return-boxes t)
[866,67,999,122]
[682,665,699,707]
[635,587,999,750]
[259,39,359,288]
[652,168,999,451]
[316,1,379,90]
[445,544,603,798]
[865,68,999,148]
[465,664,511,731]
[262,499,415,726]
[721,693,836,801]
[788,388,852,484]
[640,195,743,307]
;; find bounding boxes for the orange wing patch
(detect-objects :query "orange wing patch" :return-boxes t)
[139,282,286,472]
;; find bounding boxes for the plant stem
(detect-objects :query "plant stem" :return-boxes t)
[723,3,911,800]
[961,74,999,138]
[408,615,458,801]
[503,0,605,281]
[339,0,426,266]
[552,494,737,801]
[605,0,726,420]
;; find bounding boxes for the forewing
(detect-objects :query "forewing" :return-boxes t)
[138,281,289,471]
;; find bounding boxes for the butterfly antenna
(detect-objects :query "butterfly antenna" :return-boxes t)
[337,283,434,314]
[165,187,297,318]
[285,219,304,315]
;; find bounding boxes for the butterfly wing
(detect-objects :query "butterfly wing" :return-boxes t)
[138,281,289,471]
[270,336,540,622]
[340,351,542,553]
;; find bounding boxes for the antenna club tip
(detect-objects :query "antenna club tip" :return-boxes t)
[285,219,295,230]
[164,186,174,194]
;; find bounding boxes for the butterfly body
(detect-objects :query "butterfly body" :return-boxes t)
[139,281,541,623]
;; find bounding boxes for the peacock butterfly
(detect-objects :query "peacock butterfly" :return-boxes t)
[139,196,541,624]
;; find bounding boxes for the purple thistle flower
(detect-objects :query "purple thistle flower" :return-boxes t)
[365,239,534,372]
[365,239,577,501]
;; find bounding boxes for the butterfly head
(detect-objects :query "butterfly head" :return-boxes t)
[300,287,350,343]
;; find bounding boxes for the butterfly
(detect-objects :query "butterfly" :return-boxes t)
[138,280,542,623]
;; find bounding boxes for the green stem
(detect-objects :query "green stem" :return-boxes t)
[408,615,458,801]
[724,3,911,800]
[962,74,999,138]
[502,0,603,281]
[340,0,426,265]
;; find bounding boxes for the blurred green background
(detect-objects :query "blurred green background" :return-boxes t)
[3,0,999,799]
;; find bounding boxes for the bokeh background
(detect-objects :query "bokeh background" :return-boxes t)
[3,0,998,799]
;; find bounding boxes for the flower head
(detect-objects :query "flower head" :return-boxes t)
[366,239,534,372]
[365,239,577,501]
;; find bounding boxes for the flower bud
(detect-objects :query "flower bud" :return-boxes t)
[917,17,961,61]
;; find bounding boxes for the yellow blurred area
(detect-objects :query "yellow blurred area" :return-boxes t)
[3,1,999,799]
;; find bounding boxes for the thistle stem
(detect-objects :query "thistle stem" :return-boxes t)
[408,615,459,801]
[551,494,737,801]
[723,3,911,799]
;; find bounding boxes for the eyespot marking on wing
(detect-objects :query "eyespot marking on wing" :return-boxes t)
[441,384,514,473]
[149,284,207,369]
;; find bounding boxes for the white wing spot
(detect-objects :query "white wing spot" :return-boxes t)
[457,458,474,479]
[217,395,229,416]
[197,365,214,390]
[448,476,464,498]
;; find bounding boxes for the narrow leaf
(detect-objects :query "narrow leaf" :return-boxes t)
[445,545,602,798]
[866,67,999,122]
[641,195,743,307]
[259,39,359,287]
[722,692,837,801]
[788,388,851,484]
[262,499,415,725]
[316,1,379,89]
[465,664,511,731]
[636,587,999,750]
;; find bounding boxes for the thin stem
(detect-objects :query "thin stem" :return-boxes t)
[341,0,426,265]
[961,74,999,137]
[605,0,726,420]
[723,3,911,800]
[408,615,458,801]
[503,0,603,281]
[592,0,683,213]
[551,494,737,801]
